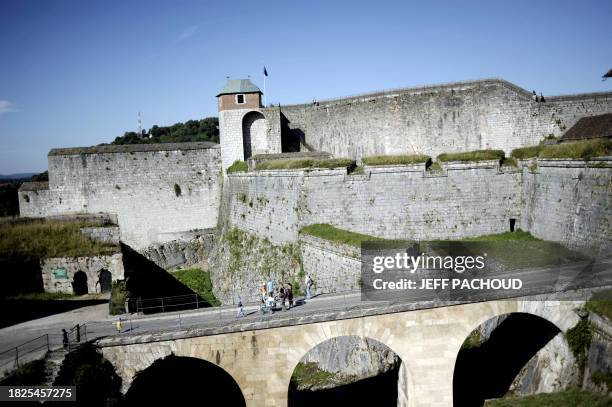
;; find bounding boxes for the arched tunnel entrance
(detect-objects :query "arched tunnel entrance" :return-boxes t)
[453,312,561,407]
[288,336,403,406]
[125,355,245,405]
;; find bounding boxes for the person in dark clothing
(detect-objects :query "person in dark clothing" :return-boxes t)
[280,285,287,311]
[539,92,546,103]
[62,329,69,350]
[287,283,294,309]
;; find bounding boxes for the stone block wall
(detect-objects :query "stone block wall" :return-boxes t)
[280,79,612,160]
[18,143,222,249]
[299,234,361,294]
[40,253,124,294]
[521,158,612,255]
[225,163,523,245]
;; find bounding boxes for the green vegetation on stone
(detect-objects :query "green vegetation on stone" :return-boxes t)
[255,158,355,171]
[585,289,612,320]
[109,280,126,315]
[427,161,443,172]
[512,139,611,161]
[111,117,219,145]
[539,139,611,160]
[227,160,248,173]
[511,145,543,159]
[591,370,612,392]
[362,154,430,166]
[0,219,118,258]
[291,362,337,390]
[460,329,484,350]
[460,230,538,242]
[171,268,220,306]
[484,388,612,406]
[437,149,504,162]
[300,224,390,247]
[566,318,593,370]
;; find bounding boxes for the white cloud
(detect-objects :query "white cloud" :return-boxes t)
[0,100,16,114]
[176,25,199,42]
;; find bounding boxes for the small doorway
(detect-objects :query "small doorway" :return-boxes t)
[99,269,112,293]
[72,271,88,295]
[509,218,516,232]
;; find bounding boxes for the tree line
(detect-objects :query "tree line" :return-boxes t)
[111,117,219,145]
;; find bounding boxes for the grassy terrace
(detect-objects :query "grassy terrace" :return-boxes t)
[586,289,612,320]
[255,158,355,171]
[171,268,220,306]
[0,219,117,258]
[362,154,430,166]
[484,389,612,406]
[437,149,505,162]
[227,160,248,173]
[512,139,611,160]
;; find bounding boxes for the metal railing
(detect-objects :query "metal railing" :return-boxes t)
[134,275,361,315]
[0,334,50,372]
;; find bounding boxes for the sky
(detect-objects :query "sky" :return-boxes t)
[0,0,611,174]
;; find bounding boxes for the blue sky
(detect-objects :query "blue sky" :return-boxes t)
[0,0,610,173]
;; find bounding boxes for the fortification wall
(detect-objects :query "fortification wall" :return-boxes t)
[280,79,612,160]
[521,159,612,255]
[18,143,222,249]
[224,163,523,245]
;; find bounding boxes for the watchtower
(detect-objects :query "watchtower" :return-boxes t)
[217,78,274,171]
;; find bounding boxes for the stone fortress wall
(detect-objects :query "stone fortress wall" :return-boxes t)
[224,159,611,253]
[18,142,222,249]
[280,79,612,160]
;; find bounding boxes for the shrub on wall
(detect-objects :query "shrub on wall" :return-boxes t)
[511,145,542,159]
[437,149,504,162]
[539,139,611,160]
[227,160,248,174]
[362,154,430,166]
[255,158,356,171]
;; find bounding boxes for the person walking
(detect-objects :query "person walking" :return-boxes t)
[236,296,245,318]
[115,318,122,334]
[287,283,294,310]
[305,275,313,300]
[267,279,274,297]
[280,285,286,311]
[62,329,69,350]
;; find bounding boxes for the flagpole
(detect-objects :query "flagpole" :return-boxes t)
[263,73,267,107]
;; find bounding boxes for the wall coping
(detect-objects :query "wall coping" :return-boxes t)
[48,142,220,157]
[19,181,49,191]
[535,157,612,168]
[364,163,426,173]
[441,160,500,170]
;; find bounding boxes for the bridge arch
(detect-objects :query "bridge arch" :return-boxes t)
[124,354,246,405]
[452,311,566,406]
[287,335,405,406]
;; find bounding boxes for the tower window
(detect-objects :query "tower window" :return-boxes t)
[235,94,245,104]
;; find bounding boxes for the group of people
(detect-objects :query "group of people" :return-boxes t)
[532,90,546,103]
[235,274,315,317]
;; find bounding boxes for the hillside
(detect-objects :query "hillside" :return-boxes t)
[111,117,219,145]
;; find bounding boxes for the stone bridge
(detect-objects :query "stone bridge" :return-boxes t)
[97,296,585,407]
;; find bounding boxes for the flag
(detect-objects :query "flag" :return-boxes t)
[263,66,268,77]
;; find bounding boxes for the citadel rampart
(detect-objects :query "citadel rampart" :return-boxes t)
[280,79,612,160]
[19,142,222,249]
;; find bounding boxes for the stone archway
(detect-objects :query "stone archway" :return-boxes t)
[452,312,564,406]
[124,354,246,405]
[242,111,267,159]
[72,270,88,295]
[287,335,403,406]
[98,269,112,293]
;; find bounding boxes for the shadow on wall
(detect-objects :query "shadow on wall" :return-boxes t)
[281,113,306,153]
[120,243,202,313]
[453,312,560,407]
[124,354,245,406]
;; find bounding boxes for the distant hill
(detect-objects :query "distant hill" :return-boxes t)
[110,117,219,145]
[0,173,36,181]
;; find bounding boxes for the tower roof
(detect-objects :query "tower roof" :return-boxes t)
[216,79,262,97]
